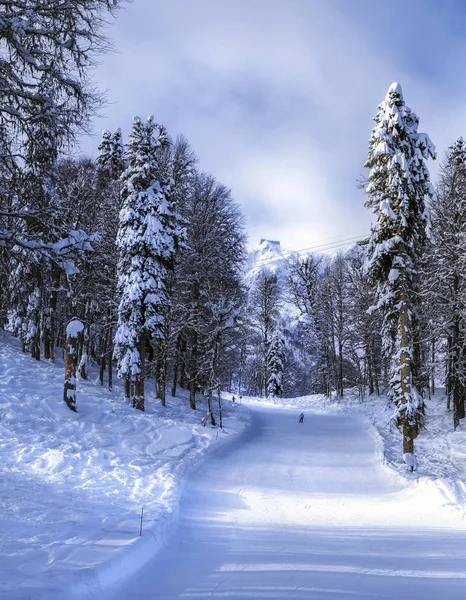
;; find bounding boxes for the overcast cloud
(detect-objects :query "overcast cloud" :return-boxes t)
[82,0,466,251]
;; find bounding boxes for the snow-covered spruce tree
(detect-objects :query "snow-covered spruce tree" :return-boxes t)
[267,332,285,399]
[114,116,184,411]
[365,82,436,464]
[150,136,197,401]
[428,138,466,429]
[97,129,125,191]
[250,269,281,397]
[95,128,126,390]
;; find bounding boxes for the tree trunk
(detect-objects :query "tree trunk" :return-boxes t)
[79,331,89,380]
[207,391,216,426]
[338,339,344,397]
[107,324,113,392]
[171,334,182,397]
[99,333,107,386]
[189,378,196,410]
[398,290,416,460]
[156,351,166,407]
[64,320,83,412]
[459,383,466,421]
[453,380,462,431]
[133,336,145,411]
[31,311,41,361]
[189,329,198,410]
[366,338,375,395]
[446,336,452,410]
[179,336,187,389]
[430,337,435,395]
[44,263,60,361]
[217,386,223,429]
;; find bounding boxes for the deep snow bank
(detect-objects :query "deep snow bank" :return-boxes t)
[0,334,250,599]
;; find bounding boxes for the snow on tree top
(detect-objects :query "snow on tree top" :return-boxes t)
[387,82,403,99]
[66,319,84,337]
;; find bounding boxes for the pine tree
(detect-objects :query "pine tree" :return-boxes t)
[428,138,466,429]
[267,332,285,398]
[365,82,436,466]
[250,270,281,397]
[97,129,125,187]
[114,116,183,411]
[95,128,125,390]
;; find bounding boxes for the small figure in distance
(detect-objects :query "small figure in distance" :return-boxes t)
[232,395,236,403]
[298,412,304,423]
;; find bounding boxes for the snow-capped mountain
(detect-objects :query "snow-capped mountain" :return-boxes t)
[246,239,290,284]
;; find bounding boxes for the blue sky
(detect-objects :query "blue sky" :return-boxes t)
[83,0,466,251]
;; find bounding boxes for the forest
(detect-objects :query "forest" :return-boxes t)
[1,1,466,466]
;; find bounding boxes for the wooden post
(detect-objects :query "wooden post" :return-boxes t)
[64,318,84,413]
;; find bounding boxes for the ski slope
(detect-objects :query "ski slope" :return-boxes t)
[0,336,249,599]
[100,404,466,600]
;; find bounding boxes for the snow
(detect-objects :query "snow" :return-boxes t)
[387,81,403,98]
[100,399,466,600]
[0,334,249,599]
[246,238,290,284]
[66,319,84,338]
[403,451,418,471]
[3,333,466,598]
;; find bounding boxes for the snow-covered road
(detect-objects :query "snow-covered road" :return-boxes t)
[101,405,466,599]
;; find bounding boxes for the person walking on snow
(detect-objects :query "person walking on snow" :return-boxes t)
[298,413,304,423]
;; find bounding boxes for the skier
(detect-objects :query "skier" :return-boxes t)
[298,412,304,423]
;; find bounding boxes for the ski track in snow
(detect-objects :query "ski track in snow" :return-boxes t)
[2,334,466,599]
[100,404,466,600]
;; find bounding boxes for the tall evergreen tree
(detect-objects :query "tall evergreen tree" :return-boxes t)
[428,138,466,429]
[365,82,436,465]
[250,270,281,397]
[80,129,126,389]
[267,332,285,398]
[114,116,184,411]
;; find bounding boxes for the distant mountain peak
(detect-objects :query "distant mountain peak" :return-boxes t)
[259,238,280,246]
[246,239,289,284]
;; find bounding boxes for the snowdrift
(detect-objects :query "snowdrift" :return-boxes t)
[0,335,250,599]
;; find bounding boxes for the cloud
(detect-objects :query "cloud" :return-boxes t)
[83,0,466,251]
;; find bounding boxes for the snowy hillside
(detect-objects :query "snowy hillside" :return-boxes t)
[0,335,249,599]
